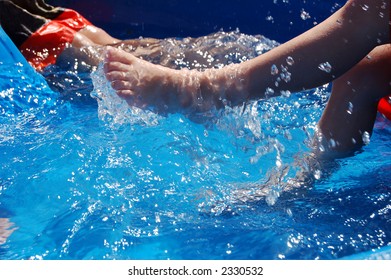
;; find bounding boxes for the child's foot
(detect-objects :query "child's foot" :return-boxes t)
[103,47,248,114]
[103,47,203,113]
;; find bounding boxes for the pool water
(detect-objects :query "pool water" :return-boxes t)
[0,30,390,260]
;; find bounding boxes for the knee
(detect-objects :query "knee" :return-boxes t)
[80,25,120,45]
[335,45,391,101]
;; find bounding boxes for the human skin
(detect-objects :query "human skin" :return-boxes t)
[0,218,16,245]
[103,0,390,152]
[317,44,391,153]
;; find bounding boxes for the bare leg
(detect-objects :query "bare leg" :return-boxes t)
[50,26,116,68]
[110,38,165,60]
[0,218,16,245]
[103,0,390,112]
[66,28,164,68]
[103,48,206,112]
[75,25,121,46]
[316,44,391,155]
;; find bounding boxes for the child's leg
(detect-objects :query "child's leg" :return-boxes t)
[316,44,391,154]
[0,218,16,246]
[75,25,121,46]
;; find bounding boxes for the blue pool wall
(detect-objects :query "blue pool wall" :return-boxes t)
[50,0,346,43]
[0,26,30,66]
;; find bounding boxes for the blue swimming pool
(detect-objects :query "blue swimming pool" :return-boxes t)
[1,0,390,260]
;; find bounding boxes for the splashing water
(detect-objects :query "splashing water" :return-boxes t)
[90,64,162,127]
[1,30,390,260]
[286,56,295,66]
[117,30,279,71]
[318,62,332,73]
[271,64,279,75]
[89,30,331,211]
[91,30,280,128]
[361,4,369,11]
[300,9,311,20]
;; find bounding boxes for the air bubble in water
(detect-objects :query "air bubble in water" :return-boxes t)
[318,62,332,73]
[361,4,369,11]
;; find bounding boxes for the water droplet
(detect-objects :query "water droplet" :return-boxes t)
[314,169,321,180]
[265,87,275,97]
[286,56,294,65]
[300,9,311,20]
[278,254,286,259]
[280,72,291,83]
[362,131,370,145]
[280,90,291,98]
[329,138,336,148]
[280,65,291,82]
[347,102,354,114]
[266,15,274,22]
[271,64,279,75]
[318,62,332,73]
[361,4,369,11]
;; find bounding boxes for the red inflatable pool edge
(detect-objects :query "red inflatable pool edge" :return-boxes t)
[378,96,391,120]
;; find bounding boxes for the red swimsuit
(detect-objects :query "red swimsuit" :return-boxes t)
[20,9,92,70]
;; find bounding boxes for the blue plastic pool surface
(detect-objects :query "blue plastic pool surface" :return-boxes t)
[1,1,390,260]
